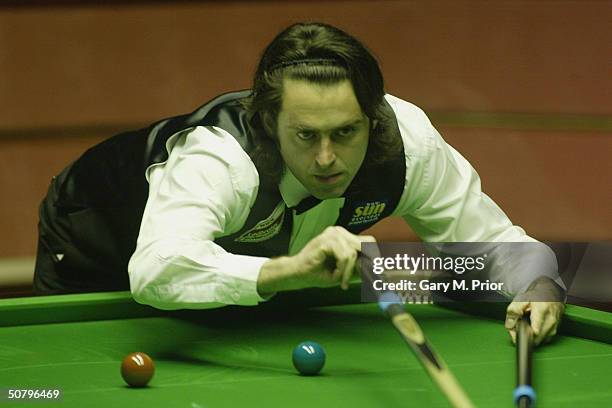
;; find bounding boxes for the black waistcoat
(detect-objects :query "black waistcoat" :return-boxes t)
[51,90,406,270]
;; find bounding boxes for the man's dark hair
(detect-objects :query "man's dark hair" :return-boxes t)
[244,22,402,184]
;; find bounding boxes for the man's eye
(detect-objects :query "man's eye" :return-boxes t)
[297,131,316,140]
[335,126,355,138]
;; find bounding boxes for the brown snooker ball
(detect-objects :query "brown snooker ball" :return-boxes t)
[121,352,155,387]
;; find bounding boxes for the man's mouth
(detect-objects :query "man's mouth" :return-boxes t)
[314,173,342,184]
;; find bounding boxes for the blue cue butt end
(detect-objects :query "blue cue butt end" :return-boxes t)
[513,385,536,405]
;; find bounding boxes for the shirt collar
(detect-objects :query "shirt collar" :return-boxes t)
[279,168,312,208]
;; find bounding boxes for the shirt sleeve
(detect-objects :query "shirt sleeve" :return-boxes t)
[387,95,562,295]
[128,126,269,310]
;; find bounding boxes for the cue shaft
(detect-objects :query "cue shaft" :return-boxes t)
[386,304,475,408]
[358,247,475,408]
[516,317,534,408]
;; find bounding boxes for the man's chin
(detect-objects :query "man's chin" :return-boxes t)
[310,185,348,200]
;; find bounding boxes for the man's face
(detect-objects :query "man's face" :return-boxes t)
[275,78,370,199]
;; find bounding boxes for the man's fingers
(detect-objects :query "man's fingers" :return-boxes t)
[330,243,349,279]
[509,329,517,345]
[338,230,375,289]
[531,302,563,345]
[341,251,357,290]
[310,227,378,289]
[324,237,358,288]
[530,306,545,345]
[505,301,529,330]
[543,327,557,344]
[506,301,532,346]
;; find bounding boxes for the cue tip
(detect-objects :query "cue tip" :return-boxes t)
[378,291,403,313]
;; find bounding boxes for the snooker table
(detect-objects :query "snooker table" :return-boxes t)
[0,289,611,408]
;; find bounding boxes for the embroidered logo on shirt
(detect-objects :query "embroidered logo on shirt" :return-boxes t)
[347,200,387,226]
[235,201,286,243]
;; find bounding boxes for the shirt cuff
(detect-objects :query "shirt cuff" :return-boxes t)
[216,253,271,305]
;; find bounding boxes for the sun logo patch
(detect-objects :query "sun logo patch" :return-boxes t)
[347,200,387,226]
[235,201,286,243]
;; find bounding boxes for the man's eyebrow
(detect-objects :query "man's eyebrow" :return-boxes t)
[288,124,316,131]
[288,118,365,131]
[336,118,365,128]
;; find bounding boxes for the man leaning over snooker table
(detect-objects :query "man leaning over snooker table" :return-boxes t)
[33,22,564,346]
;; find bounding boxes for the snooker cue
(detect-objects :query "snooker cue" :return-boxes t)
[358,249,475,408]
[514,316,535,407]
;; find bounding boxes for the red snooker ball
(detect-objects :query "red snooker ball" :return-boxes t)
[121,352,155,387]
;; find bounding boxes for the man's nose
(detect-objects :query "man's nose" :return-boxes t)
[315,138,336,168]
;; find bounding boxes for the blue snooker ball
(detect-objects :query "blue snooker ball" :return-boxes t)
[292,341,326,375]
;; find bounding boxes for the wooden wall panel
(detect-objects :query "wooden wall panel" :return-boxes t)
[0,135,106,256]
[1,0,610,132]
[438,127,611,241]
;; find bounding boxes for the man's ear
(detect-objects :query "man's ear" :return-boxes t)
[371,119,379,130]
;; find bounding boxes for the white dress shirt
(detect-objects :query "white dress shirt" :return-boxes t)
[128,95,557,310]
